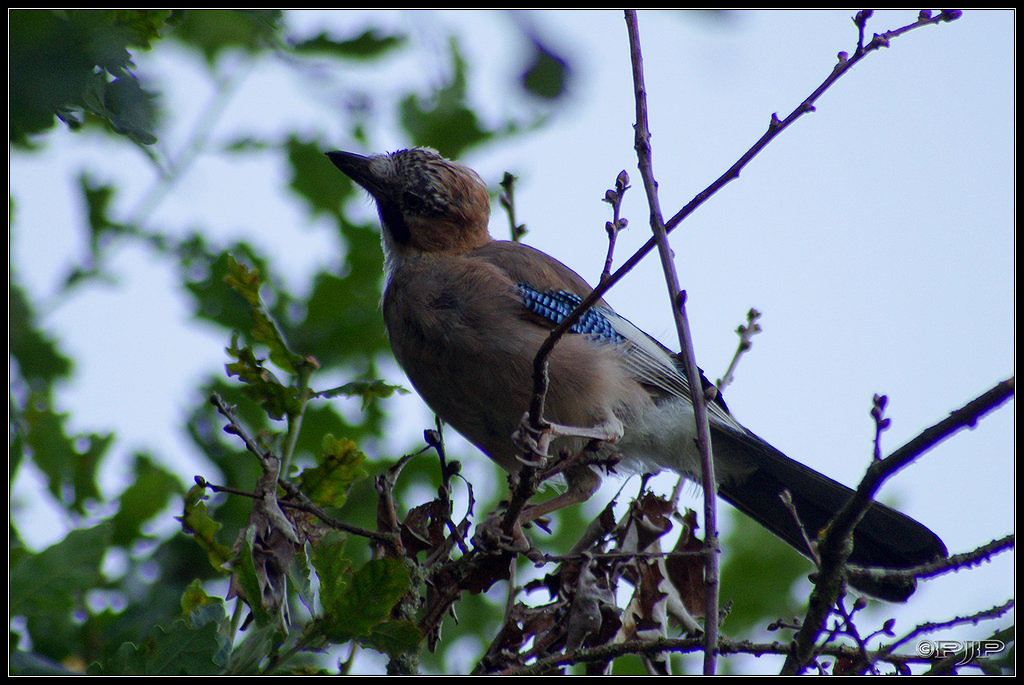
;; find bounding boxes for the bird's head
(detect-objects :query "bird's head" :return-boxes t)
[327,147,492,265]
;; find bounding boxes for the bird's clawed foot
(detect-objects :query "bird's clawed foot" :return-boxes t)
[512,412,624,466]
[472,509,542,561]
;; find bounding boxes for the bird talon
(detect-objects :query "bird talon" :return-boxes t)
[513,412,623,465]
[472,510,532,554]
[512,413,554,463]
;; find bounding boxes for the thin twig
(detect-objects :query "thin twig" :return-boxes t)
[881,597,1015,665]
[600,170,630,283]
[207,391,398,546]
[624,9,721,674]
[499,171,528,242]
[504,631,943,676]
[715,308,762,393]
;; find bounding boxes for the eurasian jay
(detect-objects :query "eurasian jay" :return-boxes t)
[326,147,947,601]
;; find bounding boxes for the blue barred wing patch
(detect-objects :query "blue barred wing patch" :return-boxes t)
[516,283,624,343]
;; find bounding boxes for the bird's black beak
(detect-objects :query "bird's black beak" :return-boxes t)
[326,150,381,196]
[326,150,412,245]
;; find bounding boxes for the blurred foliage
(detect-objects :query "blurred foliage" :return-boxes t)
[10,9,818,676]
[719,513,811,633]
[9,9,179,145]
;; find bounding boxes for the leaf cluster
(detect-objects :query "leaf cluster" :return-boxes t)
[9,9,180,145]
[10,9,573,676]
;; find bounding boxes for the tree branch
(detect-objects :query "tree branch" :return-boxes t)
[783,377,1014,674]
[624,9,722,674]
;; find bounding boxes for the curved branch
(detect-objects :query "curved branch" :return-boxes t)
[783,377,1014,675]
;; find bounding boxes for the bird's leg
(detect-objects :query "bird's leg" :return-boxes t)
[473,415,620,557]
[512,412,624,465]
[477,417,615,556]
[474,463,602,559]
[520,463,602,525]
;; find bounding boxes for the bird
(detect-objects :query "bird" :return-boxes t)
[326,146,947,602]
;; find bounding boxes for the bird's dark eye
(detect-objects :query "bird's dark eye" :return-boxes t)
[402,191,425,212]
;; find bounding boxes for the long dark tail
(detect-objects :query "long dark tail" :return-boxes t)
[713,428,947,602]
